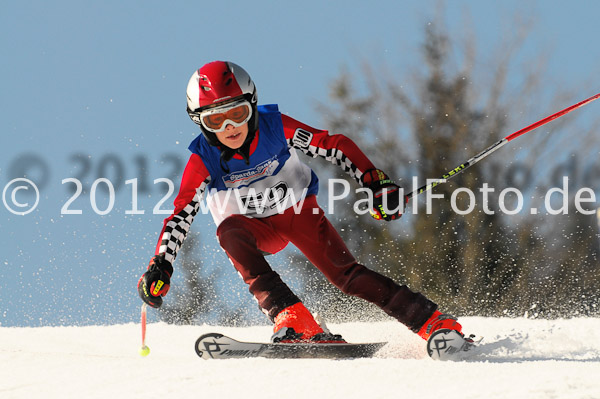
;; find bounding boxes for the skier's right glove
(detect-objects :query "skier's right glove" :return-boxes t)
[137,254,173,308]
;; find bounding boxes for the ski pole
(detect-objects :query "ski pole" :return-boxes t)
[406,92,600,200]
[139,303,150,356]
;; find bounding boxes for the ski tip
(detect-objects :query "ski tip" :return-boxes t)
[195,333,229,359]
[426,329,476,361]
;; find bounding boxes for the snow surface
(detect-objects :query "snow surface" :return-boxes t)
[2,317,600,399]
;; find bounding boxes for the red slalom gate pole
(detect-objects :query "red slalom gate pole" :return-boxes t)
[406,92,600,200]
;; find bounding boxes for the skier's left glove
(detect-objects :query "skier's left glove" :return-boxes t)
[361,168,407,221]
[137,254,173,308]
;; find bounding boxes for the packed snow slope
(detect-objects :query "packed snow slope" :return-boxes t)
[2,317,600,399]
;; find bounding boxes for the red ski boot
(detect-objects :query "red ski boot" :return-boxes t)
[271,303,345,343]
[417,310,463,341]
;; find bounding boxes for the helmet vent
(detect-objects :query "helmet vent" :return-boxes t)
[225,77,233,86]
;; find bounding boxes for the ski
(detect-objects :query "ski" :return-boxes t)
[426,329,478,361]
[195,333,387,359]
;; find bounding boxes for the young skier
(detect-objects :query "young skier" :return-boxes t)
[138,60,463,343]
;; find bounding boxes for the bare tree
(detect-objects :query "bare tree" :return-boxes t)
[297,17,600,320]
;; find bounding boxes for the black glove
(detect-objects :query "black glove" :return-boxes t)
[137,255,173,308]
[361,169,406,221]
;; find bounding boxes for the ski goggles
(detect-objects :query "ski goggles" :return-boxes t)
[190,99,253,133]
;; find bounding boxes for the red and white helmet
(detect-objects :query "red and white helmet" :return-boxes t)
[186,61,258,146]
[187,61,256,110]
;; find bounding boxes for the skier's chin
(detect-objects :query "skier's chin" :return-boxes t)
[223,133,244,148]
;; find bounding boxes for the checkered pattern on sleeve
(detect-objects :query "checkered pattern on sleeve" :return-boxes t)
[287,138,363,185]
[158,178,209,264]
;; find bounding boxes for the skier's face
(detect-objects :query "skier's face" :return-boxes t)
[215,122,249,149]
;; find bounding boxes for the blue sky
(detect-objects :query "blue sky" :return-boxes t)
[1,0,599,326]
